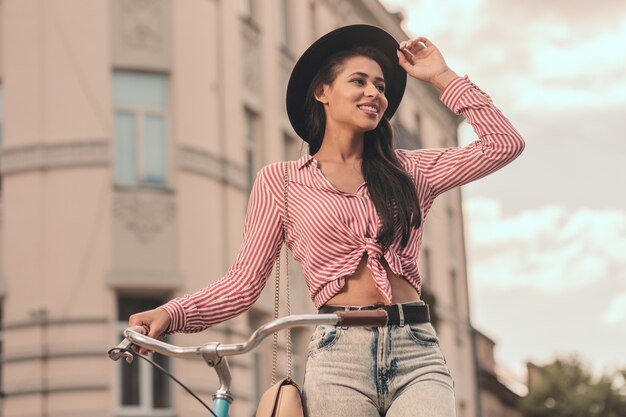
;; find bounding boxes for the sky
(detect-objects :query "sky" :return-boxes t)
[380,0,626,391]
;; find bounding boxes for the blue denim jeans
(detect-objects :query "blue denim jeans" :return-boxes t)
[302,303,457,417]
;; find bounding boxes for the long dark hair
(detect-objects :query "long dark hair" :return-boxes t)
[303,46,422,251]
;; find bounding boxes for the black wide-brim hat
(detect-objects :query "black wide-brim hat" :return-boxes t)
[286,24,407,142]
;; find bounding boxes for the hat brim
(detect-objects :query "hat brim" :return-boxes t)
[286,24,407,142]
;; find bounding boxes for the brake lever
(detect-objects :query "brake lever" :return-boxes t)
[108,325,149,363]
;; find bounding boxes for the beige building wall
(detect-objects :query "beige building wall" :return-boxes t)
[474,329,523,417]
[0,1,484,416]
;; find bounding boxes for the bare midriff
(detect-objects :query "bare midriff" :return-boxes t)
[325,252,421,306]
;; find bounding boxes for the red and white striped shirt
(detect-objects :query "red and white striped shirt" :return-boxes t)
[161,74,525,333]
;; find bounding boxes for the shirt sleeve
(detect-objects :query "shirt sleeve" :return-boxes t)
[400,74,526,200]
[159,165,284,333]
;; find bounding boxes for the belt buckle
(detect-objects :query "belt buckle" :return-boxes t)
[372,303,401,327]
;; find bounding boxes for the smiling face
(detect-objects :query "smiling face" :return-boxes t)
[314,55,389,135]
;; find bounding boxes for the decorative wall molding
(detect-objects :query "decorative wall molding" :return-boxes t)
[3,380,108,398]
[177,145,222,180]
[112,0,171,71]
[3,316,107,331]
[224,158,249,191]
[106,268,183,290]
[3,347,107,364]
[113,189,176,243]
[178,145,248,190]
[0,139,109,175]
[111,188,180,285]
[0,141,249,189]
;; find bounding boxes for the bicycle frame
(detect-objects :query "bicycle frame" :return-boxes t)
[109,310,387,417]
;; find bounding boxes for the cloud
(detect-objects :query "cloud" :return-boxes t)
[464,198,626,292]
[380,0,626,111]
[487,0,626,30]
[603,293,626,325]
[382,0,485,39]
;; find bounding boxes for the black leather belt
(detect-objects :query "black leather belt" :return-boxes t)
[318,302,430,325]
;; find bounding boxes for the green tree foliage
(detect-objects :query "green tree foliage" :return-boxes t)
[519,354,626,417]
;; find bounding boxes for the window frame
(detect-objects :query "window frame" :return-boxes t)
[277,0,292,51]
[112,71,172,190]
[115,296,174,417]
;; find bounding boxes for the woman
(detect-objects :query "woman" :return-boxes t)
[129,24,525,416]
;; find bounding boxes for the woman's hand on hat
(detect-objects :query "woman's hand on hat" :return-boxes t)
[397,37,458,90]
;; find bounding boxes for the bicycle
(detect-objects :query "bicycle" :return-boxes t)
[108,309,388,417]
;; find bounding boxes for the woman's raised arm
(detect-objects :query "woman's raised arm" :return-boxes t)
[398,74,526,199]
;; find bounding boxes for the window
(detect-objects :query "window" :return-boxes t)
[116,294,172,416]
[309,1,317,41]
[113,71,169,187]
[277,0,292,50]
[244,108,260,194]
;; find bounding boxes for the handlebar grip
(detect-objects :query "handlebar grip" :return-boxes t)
[108,326,149,363]
[130,324,150,335]
[335,310,388,327]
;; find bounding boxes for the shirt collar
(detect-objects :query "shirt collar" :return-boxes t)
[296,154,315,170]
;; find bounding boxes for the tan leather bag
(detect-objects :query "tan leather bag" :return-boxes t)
[255,162,304,417]
[255,377,304,417]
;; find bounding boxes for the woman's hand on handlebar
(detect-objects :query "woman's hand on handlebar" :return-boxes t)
[128,308,172,355]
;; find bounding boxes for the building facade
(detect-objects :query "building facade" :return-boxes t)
[474,328,524,417]
[0,0,481,416]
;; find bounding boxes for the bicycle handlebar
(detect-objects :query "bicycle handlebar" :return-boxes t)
[110,310,387,362]
[108,310,388,404]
